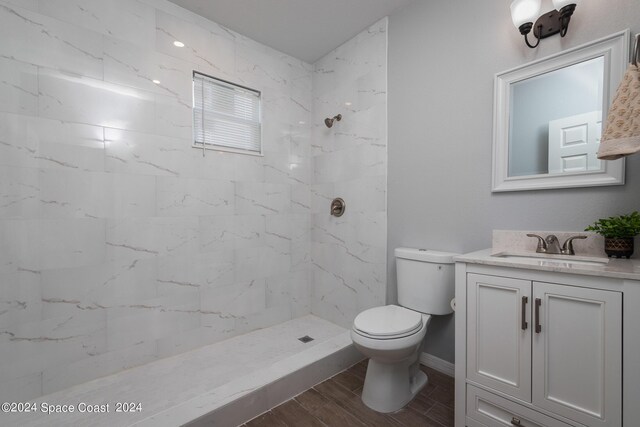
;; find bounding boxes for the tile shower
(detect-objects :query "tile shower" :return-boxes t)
[0,0,387,412]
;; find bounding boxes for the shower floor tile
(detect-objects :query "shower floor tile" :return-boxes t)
[2,315,349,427]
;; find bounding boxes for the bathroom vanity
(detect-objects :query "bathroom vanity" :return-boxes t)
[454,246,640,427]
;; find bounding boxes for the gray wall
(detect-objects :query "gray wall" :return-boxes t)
[388,0,640,363]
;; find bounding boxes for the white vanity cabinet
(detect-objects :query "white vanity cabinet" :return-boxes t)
[455,252,640,427]
[466,274,621,426]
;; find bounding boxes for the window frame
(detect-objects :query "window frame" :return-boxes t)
[191,71,263,157]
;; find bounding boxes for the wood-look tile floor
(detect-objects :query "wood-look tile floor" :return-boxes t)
[242,360,455,427]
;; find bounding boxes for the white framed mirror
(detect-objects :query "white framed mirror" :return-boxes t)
[492,30,629,192]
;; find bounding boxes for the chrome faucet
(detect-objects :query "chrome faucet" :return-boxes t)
[526,234,587,255]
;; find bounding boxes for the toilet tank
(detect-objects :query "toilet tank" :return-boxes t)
[395,248,458,315]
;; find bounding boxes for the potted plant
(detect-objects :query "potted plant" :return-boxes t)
[585,211,640,258]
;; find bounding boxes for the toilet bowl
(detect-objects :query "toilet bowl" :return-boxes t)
[350,248,457,413]
[351,305,432,413]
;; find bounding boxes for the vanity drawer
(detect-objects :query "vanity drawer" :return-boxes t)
[466,384,574,427]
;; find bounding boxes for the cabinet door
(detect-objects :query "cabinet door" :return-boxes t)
[467,274,532,402]
[532,282,621,427]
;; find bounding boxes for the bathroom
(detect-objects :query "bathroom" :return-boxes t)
[1,0,639,426]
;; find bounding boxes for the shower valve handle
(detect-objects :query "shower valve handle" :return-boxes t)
[330,198,346,217]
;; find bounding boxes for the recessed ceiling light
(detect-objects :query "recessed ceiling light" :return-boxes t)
[173,40,185,48]
[345,101,352,106]
[152,79,161,85]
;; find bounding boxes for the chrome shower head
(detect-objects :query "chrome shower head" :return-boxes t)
[324,114,342,128]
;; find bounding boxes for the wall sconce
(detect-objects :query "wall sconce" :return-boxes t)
[511,0,580,48]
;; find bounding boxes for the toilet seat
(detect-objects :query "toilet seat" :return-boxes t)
[353,305,423,339]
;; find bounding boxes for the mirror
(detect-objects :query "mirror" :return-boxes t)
[492,31,628,192]
[509,57,604,177]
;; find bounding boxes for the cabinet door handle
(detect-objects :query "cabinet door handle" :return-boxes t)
[521,296,528,330]
[535,298,542,333]
[511,417,525,426]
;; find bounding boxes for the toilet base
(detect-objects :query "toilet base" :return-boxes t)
[361,358,428,413]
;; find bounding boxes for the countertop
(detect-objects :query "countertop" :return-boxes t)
[455,248,640,281]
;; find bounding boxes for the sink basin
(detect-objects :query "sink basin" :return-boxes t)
[492,252,609,267]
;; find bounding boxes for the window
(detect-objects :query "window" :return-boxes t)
[192,71,262,155]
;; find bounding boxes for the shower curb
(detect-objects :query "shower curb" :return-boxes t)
[133,331,362,427]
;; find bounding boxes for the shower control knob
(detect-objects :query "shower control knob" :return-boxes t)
[330,198,346,217]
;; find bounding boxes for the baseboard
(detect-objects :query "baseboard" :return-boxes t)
[419,352,455,378]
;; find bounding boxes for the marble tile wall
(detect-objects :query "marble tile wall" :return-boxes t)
[0,0,312,400]
[310,19,388,328]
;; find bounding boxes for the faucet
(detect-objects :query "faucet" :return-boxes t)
[526,234,587,255]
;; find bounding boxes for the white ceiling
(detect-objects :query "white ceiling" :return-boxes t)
[168,0,413,63]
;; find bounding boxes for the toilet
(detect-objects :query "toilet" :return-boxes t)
[351,247,457,413]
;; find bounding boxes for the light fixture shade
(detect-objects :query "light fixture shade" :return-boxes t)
[552,0,579,10]
[510,0,542,28]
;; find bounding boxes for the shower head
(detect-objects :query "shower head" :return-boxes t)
[324,114,342,128]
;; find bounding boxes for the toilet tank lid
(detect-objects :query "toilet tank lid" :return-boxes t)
[395,248,458,263]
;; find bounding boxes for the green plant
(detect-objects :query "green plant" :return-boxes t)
[585,211,640,238]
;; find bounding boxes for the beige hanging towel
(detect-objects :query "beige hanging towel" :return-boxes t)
[597,64,640,160]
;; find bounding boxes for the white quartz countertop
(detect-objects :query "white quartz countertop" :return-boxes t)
[455,248,640,281]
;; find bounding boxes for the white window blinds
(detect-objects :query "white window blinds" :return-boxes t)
[193,72,262,154]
